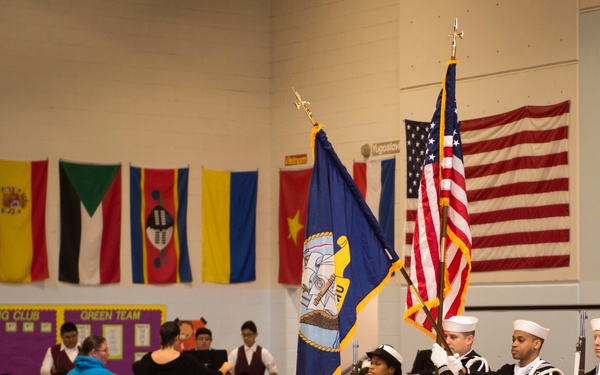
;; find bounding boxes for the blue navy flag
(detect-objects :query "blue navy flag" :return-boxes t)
[296,127,403,375]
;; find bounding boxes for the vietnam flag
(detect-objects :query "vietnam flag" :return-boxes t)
[59,161,121,284]
[0,159,49,283]
[353,157,396,248]
[130,166,192,284]
[278,167,312,285]
[202,168,258,284]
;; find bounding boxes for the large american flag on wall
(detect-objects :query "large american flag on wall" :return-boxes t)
[404,101,570,271]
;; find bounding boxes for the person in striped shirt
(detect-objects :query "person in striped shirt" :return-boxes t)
[442,316,489,373]
[431,320,563,375]
[585,318,600,375]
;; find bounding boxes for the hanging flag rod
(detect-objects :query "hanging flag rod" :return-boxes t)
[437,18,464,351]
[449,18,464,60]
[292,87,318,126]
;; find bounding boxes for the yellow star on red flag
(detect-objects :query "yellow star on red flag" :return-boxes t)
[287,209,304,246]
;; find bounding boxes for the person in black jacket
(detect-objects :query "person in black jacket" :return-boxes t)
[195,327,214,351]
[586,318,600,375]
[442,315,489,372]
[132,321,233,375]
[431,319,563,375]
[366,344,403,375]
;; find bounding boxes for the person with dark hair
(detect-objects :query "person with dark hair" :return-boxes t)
[366,344,403,375]
[67,335,113,375]
[195,327,213,350]
[41,322,80,375]
[358,358,371,375]
[432,320,564,375]
[228,320,277,375]
[132,321,233,375]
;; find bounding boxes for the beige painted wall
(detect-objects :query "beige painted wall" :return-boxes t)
[398,1,579,284]
[0,1,598,373]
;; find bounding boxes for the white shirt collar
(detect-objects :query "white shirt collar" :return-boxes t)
[514,356,542,375]
[460,349,474,360]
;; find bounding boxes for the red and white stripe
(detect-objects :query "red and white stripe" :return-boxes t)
[405,101,570,273]
[405,62,472,337]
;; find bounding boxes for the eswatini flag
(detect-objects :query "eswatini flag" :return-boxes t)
[0,159,49,283]
[130,166,192,284]
[353,157,396,248]
[59,161,121,284]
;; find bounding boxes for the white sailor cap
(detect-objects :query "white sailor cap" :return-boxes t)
[367,344,403,375]
[443,315,478,333]
[513,320,550,340]
[590,318,600,331]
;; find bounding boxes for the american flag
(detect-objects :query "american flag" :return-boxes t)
[405,101,570,272]
[404,61,472,337]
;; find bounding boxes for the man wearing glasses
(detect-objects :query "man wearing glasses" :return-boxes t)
[195,328,214,350]
[228,320,277,375]
[40,322,80,375]
[68,335,113,375]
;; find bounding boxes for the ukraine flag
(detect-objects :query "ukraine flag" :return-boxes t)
[202,169,258,283]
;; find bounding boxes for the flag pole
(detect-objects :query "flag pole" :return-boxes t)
[291,87,455,357]
[437,207,448,345]
[436,17,465,345]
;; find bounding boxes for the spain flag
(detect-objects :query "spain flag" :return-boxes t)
[0,159,49,283]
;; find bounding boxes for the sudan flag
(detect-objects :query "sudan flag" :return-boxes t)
[59,161,121,284]
[0,159,49,283]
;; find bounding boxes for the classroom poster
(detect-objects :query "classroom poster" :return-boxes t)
[0,305,164,375]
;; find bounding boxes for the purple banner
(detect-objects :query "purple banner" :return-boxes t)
[0,306,163,375]
[64,308,163,375]
[0,308,57,375]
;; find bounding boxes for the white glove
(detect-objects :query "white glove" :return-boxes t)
[430,343,449,368]
[447,353,463,375]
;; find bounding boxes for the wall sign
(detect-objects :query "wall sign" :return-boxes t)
[0,305,164,375]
